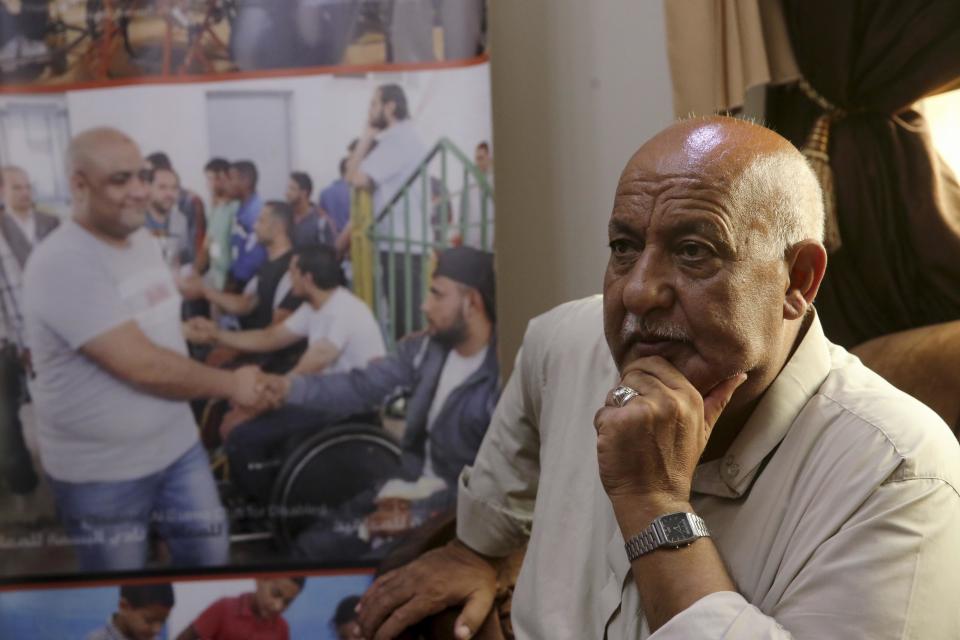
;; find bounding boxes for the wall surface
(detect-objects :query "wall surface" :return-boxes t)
[490,0,675,375]
[66,65,492,206]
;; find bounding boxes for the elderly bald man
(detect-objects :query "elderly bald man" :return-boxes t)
[22,128,268,572]
[354,117,960,639]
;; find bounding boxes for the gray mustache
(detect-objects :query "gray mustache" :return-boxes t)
[621,314,690,343]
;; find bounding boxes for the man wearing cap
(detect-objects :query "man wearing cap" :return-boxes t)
[227,246,499,553]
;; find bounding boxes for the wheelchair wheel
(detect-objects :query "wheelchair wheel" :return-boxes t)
[268,422,403,549]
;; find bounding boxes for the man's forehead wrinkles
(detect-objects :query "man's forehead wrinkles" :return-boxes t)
[618,167,733,191]
[613,187,730,217]
[658,191,730,215]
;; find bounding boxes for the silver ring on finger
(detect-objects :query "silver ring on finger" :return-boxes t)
[611,385,640,407]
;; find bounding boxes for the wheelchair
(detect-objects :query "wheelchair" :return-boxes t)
[267,421,404,549]
[215,414,405,554]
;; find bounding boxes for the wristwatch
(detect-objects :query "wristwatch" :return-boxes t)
[624,512,710,561]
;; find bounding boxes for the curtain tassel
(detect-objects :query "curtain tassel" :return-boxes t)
[798,77,845,253]
[801,114,842,253]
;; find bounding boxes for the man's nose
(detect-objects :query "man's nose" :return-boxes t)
[621,249,675,314]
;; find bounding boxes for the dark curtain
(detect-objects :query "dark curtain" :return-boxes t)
[764,0,960,347]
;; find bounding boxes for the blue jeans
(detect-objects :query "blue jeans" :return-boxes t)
[48,441,229,573]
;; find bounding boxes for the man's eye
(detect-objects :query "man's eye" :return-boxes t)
[609,239,636,257]
[677,242,711,260]
[108,172,133,186]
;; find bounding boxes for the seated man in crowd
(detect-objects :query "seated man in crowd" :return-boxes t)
[187,244,385,437]
[23,127,271,572]
[188,244,384,380]
[181,200,300,332]
[353,117,960,640]
[286,171,337,249]
[224,247,499,537]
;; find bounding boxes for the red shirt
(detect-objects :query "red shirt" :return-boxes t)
[192,593,290,640]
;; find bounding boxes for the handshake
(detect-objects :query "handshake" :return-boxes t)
[227,366,290,413]
[183,316,220,345]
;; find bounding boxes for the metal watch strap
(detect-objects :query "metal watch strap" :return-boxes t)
[624,512,710,561]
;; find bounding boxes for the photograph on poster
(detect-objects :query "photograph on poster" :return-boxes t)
[0,62,497,582]
[0,0,487,88]
[0,571,372,638]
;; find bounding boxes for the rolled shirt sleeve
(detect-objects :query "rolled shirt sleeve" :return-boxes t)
[457,319,548,557]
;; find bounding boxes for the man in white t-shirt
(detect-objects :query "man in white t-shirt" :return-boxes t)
[22,127,271,573]
[186,244,385,378]
[185,243,385,441]
[346,83,428,340]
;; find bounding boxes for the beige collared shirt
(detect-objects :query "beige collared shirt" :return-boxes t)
[458,295,960,639]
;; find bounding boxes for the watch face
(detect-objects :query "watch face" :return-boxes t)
[660,513,694,543]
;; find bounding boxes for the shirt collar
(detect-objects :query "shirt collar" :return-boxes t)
[692,312,833,498]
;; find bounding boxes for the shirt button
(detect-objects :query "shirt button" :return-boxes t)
[723,456,740,477]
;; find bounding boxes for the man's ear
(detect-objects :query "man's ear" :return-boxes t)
[783,240,827,321]
[464,288,482,317]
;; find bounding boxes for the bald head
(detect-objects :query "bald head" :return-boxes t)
[68,127,140,177]
[604,115,829,404]
[67,127,148,240]
[620,116,824,258]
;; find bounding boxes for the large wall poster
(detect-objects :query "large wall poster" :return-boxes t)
[0,0,495,601]
[0,571,373,638]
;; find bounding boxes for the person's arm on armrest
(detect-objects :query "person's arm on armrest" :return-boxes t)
[356,539,508,640]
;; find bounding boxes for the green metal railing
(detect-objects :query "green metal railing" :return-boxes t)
[350,137,494,348]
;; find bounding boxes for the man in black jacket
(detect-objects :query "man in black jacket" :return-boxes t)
[225,247,499,559]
